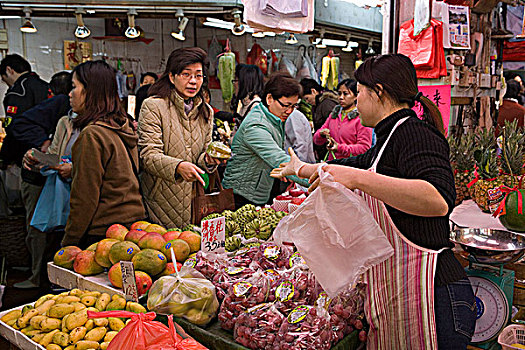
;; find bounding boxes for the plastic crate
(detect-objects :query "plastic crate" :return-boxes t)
[498,324,525,349]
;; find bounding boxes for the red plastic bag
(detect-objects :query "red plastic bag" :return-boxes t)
[87,311,207,350]
[246,43,268,75]
[398,19,447,79]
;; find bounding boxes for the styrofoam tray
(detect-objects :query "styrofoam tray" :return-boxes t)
[0,304,45,350]
[47,262,123,296]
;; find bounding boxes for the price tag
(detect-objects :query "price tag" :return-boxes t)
[201,216,226,253]
[120,261,138,302]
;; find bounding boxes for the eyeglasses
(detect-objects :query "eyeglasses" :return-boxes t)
[276,98,299,110]
[178,72,205,81]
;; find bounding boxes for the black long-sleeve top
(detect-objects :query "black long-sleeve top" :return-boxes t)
[330,108,465,286]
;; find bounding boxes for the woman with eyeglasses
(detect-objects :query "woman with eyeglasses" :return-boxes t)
[222,72,309,209]
[138,47,221,228]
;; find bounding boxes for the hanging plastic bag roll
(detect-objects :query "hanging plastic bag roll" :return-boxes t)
[273,167,394,297]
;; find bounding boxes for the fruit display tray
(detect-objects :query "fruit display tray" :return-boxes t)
[47,262,124,297]
[0,303,45,350]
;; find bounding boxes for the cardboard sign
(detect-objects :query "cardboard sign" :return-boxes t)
[201,217,226,253]
[120,261,138,302]
[414,85,451,135]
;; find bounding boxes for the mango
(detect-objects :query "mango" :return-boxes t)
[73,251,104,276]
[138,232,166,251]
[125,229,147,245]
[178,231,201,253]
[94,239,119,268]
[68,326,87,344]
[109,241,140,265]
[85,326,107,342]
[108,317,125,331]
[95,293,110,311]
[52,331,69,347]
[47,303,75,318]
[161,239,190,263]
[106,223,129,241]
[132,249,167,276]
[53,246,82,269]
[40,317,61,332]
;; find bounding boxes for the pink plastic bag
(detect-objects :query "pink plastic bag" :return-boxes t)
[273,168,394,297]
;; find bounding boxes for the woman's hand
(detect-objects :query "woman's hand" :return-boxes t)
[22,149,40,171]
[177,161,205,186]
[320,128,330,138]
[50,163,72,179]
[270,148,306,179]
[205,153,227,167]
[308,164,364,193]
[327,140,338,152]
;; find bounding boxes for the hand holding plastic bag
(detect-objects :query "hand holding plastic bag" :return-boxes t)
[273,168,394,297]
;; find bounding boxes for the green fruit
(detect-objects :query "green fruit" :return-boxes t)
[108,241,140,265]
[225,236,241,252]
[499,190,525,232]
[131,249,167,276]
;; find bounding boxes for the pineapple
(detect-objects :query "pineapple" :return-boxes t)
[473,147,502,212]
[499,119,524,188]
[449,134,475,205]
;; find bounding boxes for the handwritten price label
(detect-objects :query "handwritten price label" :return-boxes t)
[120,261,138,302]
[201,216,226,253]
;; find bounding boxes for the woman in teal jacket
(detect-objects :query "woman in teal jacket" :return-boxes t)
[223,72,309,208]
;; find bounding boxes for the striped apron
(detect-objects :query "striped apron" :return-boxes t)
[359,117,444,349]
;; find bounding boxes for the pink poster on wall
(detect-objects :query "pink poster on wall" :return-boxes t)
[413,84,451,135]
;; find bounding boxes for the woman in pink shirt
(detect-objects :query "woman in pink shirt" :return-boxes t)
[313,79,372,160]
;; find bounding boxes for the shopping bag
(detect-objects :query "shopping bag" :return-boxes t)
[192,171,235,225]
[87,311,207,350]
[30,168,70,232]
[273,168,394,297]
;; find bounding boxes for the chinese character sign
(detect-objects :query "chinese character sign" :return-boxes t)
[64,40,92,70]
[201,217,226,253]
[413,85,451,134]
[120,261,138,302]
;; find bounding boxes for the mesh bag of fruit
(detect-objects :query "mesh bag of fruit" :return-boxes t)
[147,267,220,326]
[268,267,320,314]
[212,265,258,301]
[274,305,334,349]
[218,270,273,330]
[234,303,286,349]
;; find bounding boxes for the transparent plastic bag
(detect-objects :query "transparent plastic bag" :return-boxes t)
[273,168,394,297]
[234,303,286,349]
[218,271,272,330]
[147,267,219,326]
[274,305,333,349]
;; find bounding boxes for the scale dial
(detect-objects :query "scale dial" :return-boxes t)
[469,276,509,343]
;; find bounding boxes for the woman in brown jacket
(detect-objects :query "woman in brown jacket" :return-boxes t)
[138,47,220,229]
[61,61,145,248]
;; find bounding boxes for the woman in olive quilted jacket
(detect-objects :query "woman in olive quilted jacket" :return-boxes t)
[138,48,221,229]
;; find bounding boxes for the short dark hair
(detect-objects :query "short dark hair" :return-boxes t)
[355,54,444,135]
[140,72,158,84]
[72,60,130,130]
[505,80,522,100]
[262,72,302,107]
[299,78,323,97]
[0,54,31,75]
[148,47,210,121]
[337,79,357,96]
[49,71,72,96]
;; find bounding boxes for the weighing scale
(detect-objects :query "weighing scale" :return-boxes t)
[451,226,525,348]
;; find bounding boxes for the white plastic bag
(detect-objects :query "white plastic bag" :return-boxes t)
[273,168,394,297]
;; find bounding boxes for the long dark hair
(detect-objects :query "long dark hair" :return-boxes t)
[237,64,264,101]
[354,54,444,135]
[148,47,210,121]
[72,61,129,130]
[262,72,302,107]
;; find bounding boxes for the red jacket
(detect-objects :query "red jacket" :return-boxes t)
[313,106,372,160]
[497,99,525,135]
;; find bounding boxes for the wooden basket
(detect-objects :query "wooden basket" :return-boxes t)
[0,215,29,267]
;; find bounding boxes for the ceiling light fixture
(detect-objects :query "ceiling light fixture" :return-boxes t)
[342,34,353,52]
[316,29,326,49]
[231,8,245,36]
[124,8,140,39]
[74,8,90,39]
[171,9,188,41]
[252,31,265,38]
[20,7,36,33]
[366,39,375,55]
[285,33,298,45]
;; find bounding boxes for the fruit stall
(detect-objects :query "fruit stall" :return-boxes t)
[0,193,366,350]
